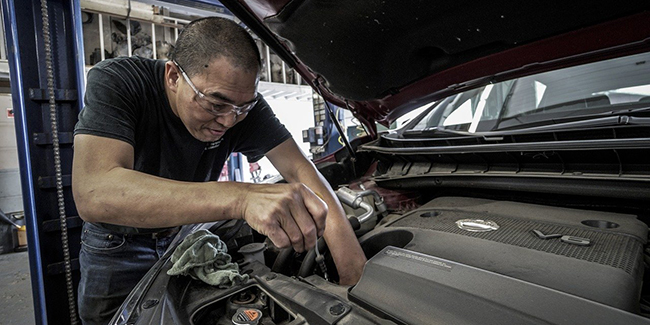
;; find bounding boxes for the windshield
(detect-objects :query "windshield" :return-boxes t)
[410,52,650,133]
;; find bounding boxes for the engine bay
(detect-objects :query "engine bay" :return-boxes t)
[119,182,650,325]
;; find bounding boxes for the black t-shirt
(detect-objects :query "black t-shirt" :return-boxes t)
[75,56,292,182]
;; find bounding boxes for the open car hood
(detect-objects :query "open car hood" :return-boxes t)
[219,0,650,135]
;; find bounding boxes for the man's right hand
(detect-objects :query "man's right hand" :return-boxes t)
[240,183,327,253]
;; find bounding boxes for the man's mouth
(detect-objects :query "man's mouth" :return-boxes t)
[207,128,225,137]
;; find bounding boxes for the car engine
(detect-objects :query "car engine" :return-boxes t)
[114,169,650,325]
[146,183,649,325]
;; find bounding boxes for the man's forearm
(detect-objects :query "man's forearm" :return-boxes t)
[73,166,246,228]
[73,135,327,250]
[74,164,329,254]
[322,205,367,285]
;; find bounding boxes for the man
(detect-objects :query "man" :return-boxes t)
[72,17,366,324]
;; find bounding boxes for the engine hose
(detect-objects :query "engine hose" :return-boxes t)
[271,247,294,273]
[298,237,327,278]
[39,0,78,323]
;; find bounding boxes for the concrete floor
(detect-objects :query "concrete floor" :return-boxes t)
[0,251,35,325]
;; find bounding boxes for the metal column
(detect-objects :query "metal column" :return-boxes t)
[1,0,85,324]
[227,152,245,182]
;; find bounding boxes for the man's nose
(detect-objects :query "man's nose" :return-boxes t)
[216,111,237,127]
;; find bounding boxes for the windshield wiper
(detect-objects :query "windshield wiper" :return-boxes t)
[495,104,650,131]
[506,114,650,133]
[401,106,650,139]
[402,127,473,137]
[498,98,650,127]
[401,114,650,140]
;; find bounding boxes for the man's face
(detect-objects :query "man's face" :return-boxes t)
[167,57,259,143]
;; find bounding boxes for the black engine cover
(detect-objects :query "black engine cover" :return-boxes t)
[355,197,647,314]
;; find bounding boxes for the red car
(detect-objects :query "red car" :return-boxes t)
[112,1,650,324]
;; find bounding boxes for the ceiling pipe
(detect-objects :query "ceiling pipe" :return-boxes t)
[80,0,164,23]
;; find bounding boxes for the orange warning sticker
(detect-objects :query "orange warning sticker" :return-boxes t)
[244,309,260,320]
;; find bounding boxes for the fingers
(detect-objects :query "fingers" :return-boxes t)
[242,183,328,252]
[264,222,291,250]
[278,210,307,252]
[260,210,312,252]
[300,186,328,238]
[288,201,317,251]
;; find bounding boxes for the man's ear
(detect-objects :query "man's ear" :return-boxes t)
[165,61,180,93]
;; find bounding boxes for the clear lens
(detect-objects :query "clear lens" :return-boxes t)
[174,60,258,117]
[196,94,257,117]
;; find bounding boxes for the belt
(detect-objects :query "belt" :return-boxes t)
[141,226,181,239]
[96,223,181,239]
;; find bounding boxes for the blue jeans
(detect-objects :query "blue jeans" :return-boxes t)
[77,222,176,325]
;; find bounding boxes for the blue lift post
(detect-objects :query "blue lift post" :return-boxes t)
[227,152,245,182]
[2,0,86,323]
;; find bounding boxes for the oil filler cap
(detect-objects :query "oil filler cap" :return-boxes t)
[456,219,499,232]
[232,307,262,325]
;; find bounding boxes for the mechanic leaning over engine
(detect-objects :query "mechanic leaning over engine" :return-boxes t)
[71,17,366,325]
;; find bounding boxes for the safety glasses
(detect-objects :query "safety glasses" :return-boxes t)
[173,60,258,117]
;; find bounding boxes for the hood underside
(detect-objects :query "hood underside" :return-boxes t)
[222,0,650,131]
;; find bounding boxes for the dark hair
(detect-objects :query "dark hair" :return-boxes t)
[169,17,261,76]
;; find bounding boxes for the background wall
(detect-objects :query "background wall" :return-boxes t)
[242,97,314,183]
[0,93,23,214]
